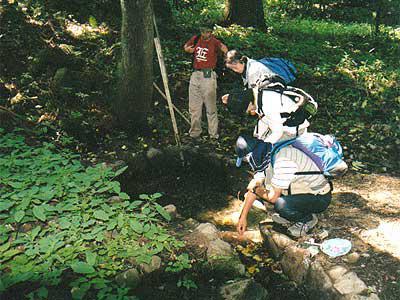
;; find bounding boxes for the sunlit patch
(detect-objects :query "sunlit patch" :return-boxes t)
[65,19,109,39]
[360,220,400,259]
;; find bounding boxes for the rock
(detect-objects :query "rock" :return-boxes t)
[305,261,336,300]
[327,265,348,283]
[139,256,162,274]
[280,245,311,284]
[146,147,163,160]
[115,268,141,288]
[220,279,268,300]
[182,218,200,229]
[207,239,233,258]
[347,252,360,264]
[259,223,282,259]
[333,272,367,295]
[193,223,219,242]
[163,204,178,220]
[107,196,122,203]
[271,232,296,249]
[208,255,246,278]
[342,293,380,300]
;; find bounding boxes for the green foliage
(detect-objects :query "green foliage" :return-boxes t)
[0,129,190,298]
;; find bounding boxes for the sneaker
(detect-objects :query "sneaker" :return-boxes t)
[307,214,318,228]
[288,214,318,237]
[271,213,291,225]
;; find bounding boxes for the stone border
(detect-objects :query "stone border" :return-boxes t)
[260,226,380,300]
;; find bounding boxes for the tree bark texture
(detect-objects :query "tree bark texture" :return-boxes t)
[118,0,153,128]
[224,0,265,28]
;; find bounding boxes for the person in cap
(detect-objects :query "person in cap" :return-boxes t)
[222,50,309,144]
[183,25,228,141]
[235,135,332,237]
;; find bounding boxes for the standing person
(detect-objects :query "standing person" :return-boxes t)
[234,134,332,237]
[222,49,310,144]
[184,26,228,141]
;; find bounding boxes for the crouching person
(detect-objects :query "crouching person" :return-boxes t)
[235,135,333,238]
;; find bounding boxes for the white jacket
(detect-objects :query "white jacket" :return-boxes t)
[243,59,309,144]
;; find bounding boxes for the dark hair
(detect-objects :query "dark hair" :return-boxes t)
[225,49,247,64]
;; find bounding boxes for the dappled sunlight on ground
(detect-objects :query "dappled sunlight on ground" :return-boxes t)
[65,19,109,39]
[360,220,400,260]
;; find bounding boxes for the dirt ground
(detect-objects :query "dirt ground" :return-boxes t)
[203,171,400,300]
[122,144,400,300]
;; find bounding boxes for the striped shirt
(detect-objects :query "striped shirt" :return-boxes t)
[263,146,331,195]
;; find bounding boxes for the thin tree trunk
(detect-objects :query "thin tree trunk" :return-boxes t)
[224,0,265,28]
[118,0,153,131]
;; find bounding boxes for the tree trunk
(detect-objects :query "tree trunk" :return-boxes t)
[117,0,153,132]
[224,0,265,28]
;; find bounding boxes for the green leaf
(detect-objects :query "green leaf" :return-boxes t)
[85,251,97,266]
[14,210,25,222]
[152,193,163,199]
[32,205,47,222]
[71,262,96,274]
[139,194,150,200]
[154,203,171,221]
[129,220,143,234]
[0,201,14,212]
[119,192,130,200]
[37,286,48,299]
[93,210,109,221]
[59,218,72,229]
[30,226,41,240]
[114,165,128,177]
[88,15,98,28]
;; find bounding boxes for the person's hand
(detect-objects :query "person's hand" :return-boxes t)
[237,216,247,235]
[246,102,257,116]
[246,179,260,192]
[221,94,229,104]
[185,45,195,53]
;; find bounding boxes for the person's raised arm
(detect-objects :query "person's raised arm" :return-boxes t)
[184,36,196,53]
[220,43,228,54]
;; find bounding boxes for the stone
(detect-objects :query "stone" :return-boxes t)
[280,245,311,284]
[347,252,360,264]
[220,279,268,300]
[327,265,348,283]
[163,204,178,219]
[107,196,122,203]
[333,272,367,295]
[139,256,162,274]
[193,223,219,241]
[305,261,336,300]
[259,223,282,259]
[207,239,233,258]
[271,232,296,249]
[209,255,246,278]
[146,147,163,160]
[115,268,141,288]
[182,218,199,229]
[342,293,380,300]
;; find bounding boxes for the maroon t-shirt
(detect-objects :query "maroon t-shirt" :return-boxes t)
[185,35,222,70]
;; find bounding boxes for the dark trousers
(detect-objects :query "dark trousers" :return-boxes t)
[274,192,332,223]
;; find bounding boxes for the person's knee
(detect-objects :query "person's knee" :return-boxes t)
[274,197,287,213]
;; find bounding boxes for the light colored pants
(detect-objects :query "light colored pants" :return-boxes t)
[188,70,219,138]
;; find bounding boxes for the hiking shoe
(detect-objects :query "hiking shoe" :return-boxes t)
[307,214,318,228]
[288,214,318,237]
[271,213,291,225]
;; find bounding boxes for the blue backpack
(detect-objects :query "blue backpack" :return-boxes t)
[271,133,348,179]
[258,57,297,84]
